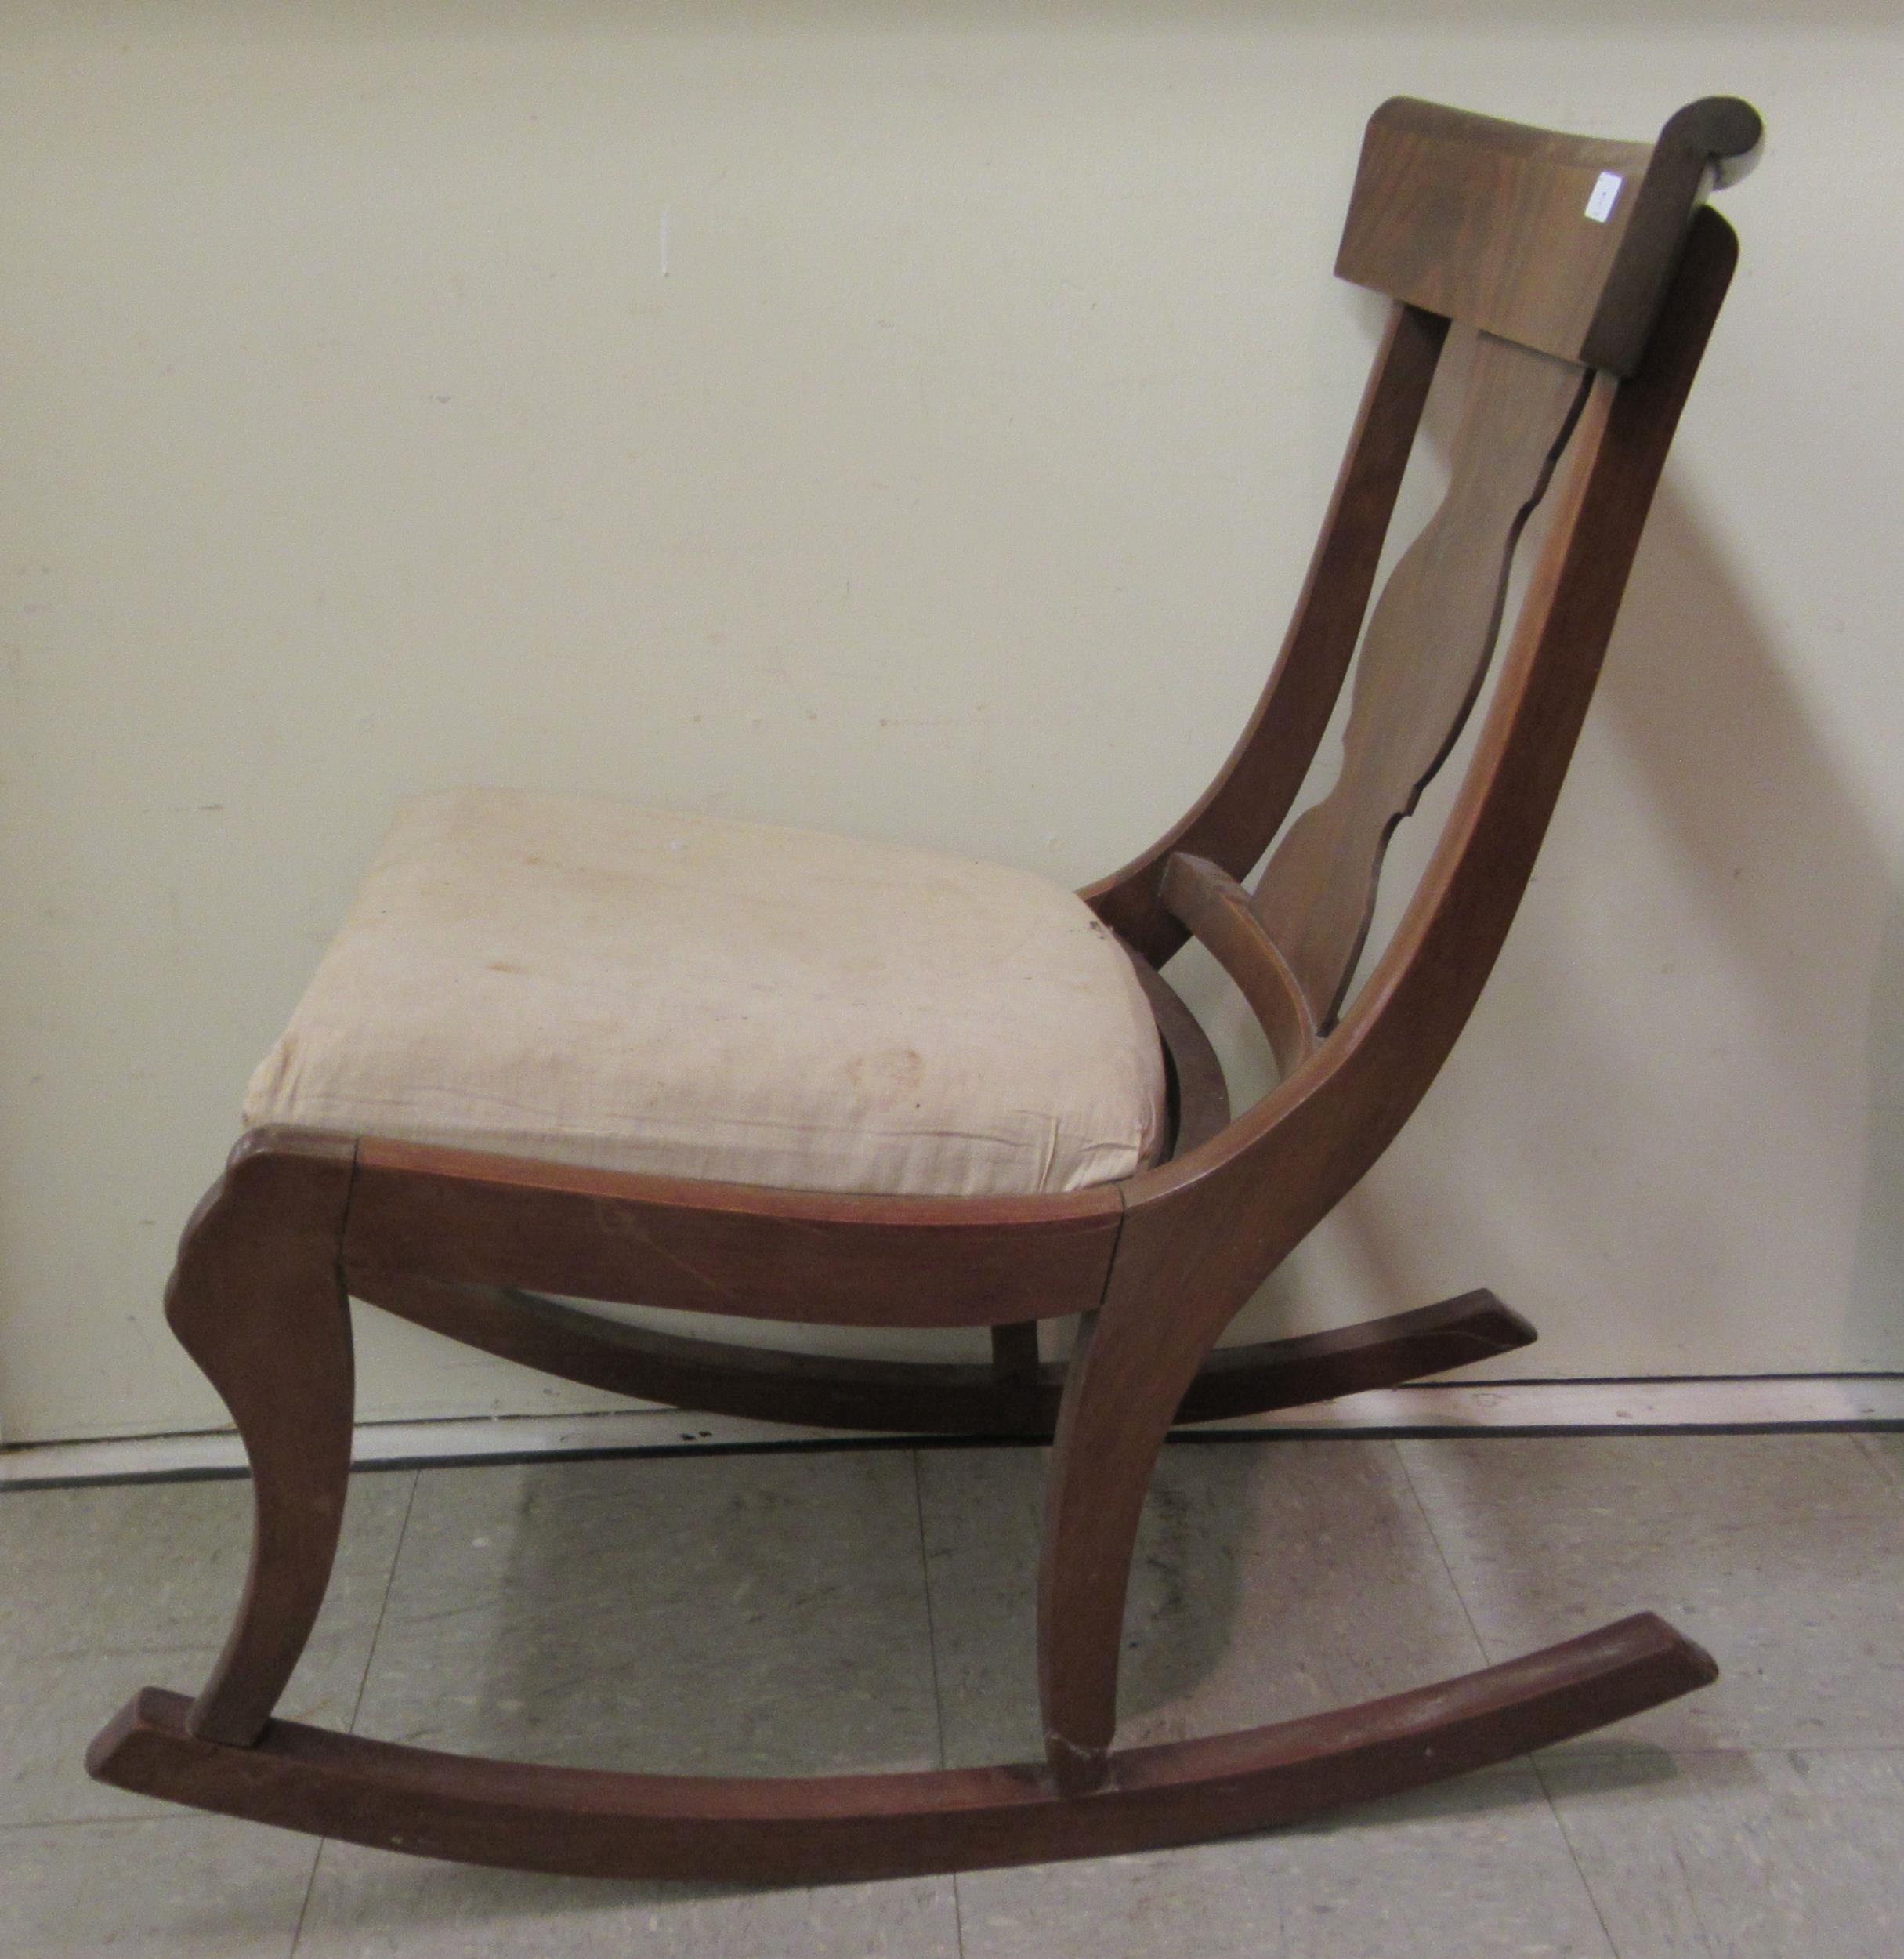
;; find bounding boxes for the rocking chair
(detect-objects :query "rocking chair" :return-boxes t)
[89,94,1763,1881]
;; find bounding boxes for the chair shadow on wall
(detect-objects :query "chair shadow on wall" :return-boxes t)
[1306,473,1900,1378]
[1287,473,1904,1759]
[1608,484,1901,1378]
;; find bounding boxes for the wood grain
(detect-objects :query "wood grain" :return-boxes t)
[1160,852,1318,1078]
[345,1138,1122,1331]
[89,1615,1714,1883]
[1251,331,1591,1030]
[1583,97,1762,373]
[1337,96,1759,375]
[161,1131,357,1747]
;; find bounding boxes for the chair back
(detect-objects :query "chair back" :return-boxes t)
[1090,96,1760,1077]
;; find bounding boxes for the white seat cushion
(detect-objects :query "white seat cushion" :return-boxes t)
[244,788,1167,1197]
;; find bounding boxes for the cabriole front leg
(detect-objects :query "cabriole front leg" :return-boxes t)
[104,1131,358,1752]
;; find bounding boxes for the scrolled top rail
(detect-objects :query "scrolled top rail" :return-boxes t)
[1336,94,1761,375]
[1583,96,1761,371]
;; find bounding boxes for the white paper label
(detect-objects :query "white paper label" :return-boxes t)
[1584,171,1624,223]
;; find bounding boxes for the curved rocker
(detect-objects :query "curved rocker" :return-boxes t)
[90,94,1760,1881]
[348,1271,1536,1438]
[92,1615,1712,1884]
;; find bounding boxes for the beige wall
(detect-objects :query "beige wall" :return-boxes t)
[2,3,1899,1443]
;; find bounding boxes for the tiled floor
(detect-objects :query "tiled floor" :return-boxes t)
[4,1432,1902,1957]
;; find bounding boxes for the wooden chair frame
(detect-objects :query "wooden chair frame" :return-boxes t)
[90,95,1761,1881]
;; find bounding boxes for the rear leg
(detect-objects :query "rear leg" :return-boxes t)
[1037,1287,1232,1791]
[1035,1274,1533,1787]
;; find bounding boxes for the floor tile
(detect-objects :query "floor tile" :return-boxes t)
[294,1838,958,1958]
[0,1470,413,1824]
[918,1438,1487,1769]
[0,1475,293,1655]
[1540,1745,1904,1958]
[1397,1434,1904,1748]
[0,1813,317,1959]
[1858,1430,1904,1500]
[11,1434,1900,1958]
[956,1762,1614,1958]
[352,1451,940,1776]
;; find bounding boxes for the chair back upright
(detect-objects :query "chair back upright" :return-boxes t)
[1250,96,1760,1034]
[1091,96,1761,1063]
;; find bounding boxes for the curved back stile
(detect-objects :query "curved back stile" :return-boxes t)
[1095,95,1761,1310]
[1042,134,1755,1763]
[1115,241,1746,1324]
[1044,101,1757,1774]
[1088,99,1759,980]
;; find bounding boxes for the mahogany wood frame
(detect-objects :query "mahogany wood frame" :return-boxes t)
[91,96,1760,1881]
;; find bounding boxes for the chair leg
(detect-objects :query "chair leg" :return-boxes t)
[1038,1294,1220,1791]
[95,1153,1720,1878]
[163,1133,357,1747]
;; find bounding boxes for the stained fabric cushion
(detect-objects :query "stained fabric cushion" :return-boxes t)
[243,788,1167,1198]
